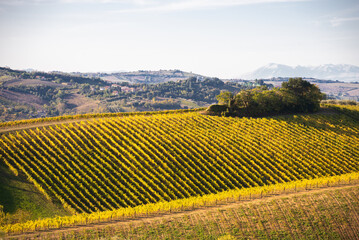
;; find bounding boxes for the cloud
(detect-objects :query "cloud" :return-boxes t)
[0,0,155,5]
[0,0,307,8]
[59,0,147,3]
[0,0,308,12]
[0,0,47,5]
[330,16,359,27]
[108,0,309,13]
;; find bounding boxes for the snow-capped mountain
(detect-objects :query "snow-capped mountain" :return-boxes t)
[241,63,359,82]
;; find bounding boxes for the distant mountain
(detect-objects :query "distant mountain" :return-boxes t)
[240,63,359,82]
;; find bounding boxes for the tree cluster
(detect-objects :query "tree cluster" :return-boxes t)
[210,78,323,117]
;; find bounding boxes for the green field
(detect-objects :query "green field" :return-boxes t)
[0,164,69,225]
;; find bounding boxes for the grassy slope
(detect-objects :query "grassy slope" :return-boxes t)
[31,185,359,240]
[0,163,70,225]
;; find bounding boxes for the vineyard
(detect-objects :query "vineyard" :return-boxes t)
[0,108,203,129]
[36,185,359,240]
[0,105,359,234]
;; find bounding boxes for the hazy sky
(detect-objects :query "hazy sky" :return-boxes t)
[0,0,359,78]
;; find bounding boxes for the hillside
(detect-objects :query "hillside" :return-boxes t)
[72,69,204,84]
[0,105,358,236]
[0,67,252,122]
[1,106,358,212]
[2,66,359,123]
[0,67,108,122]
[18,185,359,239]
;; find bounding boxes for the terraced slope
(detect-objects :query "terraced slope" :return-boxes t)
[0,109,358,214]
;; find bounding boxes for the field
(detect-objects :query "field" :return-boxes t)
[0,105,358,236]
[71,185,359,240]
[6,184,359,239]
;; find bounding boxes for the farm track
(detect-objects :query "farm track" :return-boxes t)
[0,118,99,135]
[4,182,359,239]
[0,114,147,134]
[0,107,335,135]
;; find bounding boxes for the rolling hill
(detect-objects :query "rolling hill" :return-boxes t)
[0,104,358,236]
[93,70,204,84]
[2,66,359,124]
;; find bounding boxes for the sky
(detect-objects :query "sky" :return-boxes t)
[0,0,359,78]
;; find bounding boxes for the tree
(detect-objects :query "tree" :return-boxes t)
[281,78,322,112]
[233,88,261,116]
[210,78,322,117]
[216,91,233,106]
[80,84,91,94]
[253,89,282,115]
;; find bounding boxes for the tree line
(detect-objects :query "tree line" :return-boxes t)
[208,78,323,117]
